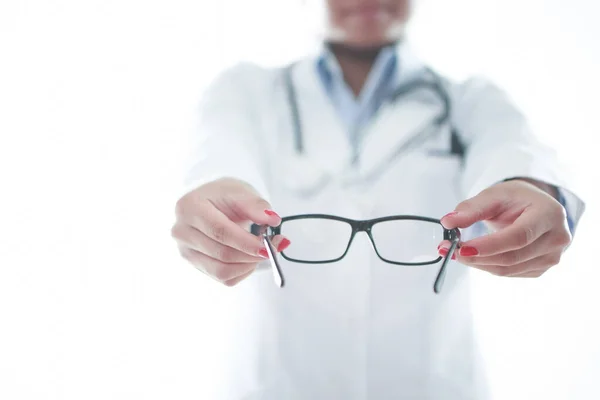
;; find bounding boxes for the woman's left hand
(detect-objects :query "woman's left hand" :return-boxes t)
[438,179,572,278]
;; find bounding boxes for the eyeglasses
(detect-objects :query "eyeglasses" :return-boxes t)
[253,214,461,294]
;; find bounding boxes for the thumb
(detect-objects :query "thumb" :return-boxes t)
[440,190,505,229]
[226,193,282,227]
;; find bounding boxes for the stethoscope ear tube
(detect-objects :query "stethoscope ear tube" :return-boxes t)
[283,64,465,159]
[283,63,304,154]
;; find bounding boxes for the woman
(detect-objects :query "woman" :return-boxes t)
[171,1,584,398]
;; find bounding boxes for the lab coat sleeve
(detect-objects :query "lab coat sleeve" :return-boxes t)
[453,77,585,234]
[180,63,271,202]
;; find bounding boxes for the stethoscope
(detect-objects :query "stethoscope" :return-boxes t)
[282,64,466,189]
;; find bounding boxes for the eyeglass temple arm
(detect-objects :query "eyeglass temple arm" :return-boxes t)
[433,229,461,294]
[251,224,285,288]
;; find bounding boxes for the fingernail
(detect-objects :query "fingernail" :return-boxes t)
[441,211,458,220]
[258,248,269,258]
[277,238,291,252]
[265,210,280,218]
[439,248,457,260]
[459,246,479,257]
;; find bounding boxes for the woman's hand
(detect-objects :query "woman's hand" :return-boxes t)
[171,178,290,286]
[438,179,572,278]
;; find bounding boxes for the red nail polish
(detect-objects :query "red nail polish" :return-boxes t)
[439,248,457,260]
[258,248,269,258]
[277,238,291,252]
[459,246,479,257]
[265,210,280,218]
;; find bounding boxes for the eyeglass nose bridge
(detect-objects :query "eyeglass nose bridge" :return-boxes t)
[354,220,373,233]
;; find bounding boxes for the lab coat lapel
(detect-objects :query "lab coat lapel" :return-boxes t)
[358,44,440,178]
[358,94,443,176]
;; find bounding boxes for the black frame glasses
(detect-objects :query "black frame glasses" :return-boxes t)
[253,214,461,294]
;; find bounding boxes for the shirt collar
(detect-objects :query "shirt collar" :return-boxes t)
[315,40,425,92]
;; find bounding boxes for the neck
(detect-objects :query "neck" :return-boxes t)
[326,42,393,96]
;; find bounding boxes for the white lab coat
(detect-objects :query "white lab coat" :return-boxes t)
[184,45,584,400]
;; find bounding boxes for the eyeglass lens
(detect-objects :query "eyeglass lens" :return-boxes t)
[278,217,444,264]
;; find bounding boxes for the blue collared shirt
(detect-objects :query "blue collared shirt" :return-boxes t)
[315,46,574,233]
[316,45,398,157]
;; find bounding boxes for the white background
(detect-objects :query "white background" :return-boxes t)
[0,0,598,399]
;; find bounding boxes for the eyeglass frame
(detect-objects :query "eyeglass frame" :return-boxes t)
[252,214,461,294]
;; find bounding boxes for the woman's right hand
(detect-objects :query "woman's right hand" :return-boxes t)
[171,177,290,286]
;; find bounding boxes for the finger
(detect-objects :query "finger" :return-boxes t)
[224,269,255,287]
[511,270,546,278]
[179,246,257,283]
[457,231,553,266]
[467,253,559,277]
[225,194,282,227]
[440,191,506,229]
[438,247,457,260]
[437,240,453,252]
[172,223,266,263]
[267,235,291,253]
[191,201,270,257]
[454,209,552,257]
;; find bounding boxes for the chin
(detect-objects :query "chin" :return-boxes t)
[338,41,388,51]
[339,32,402,50]
[325,22,406,49]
